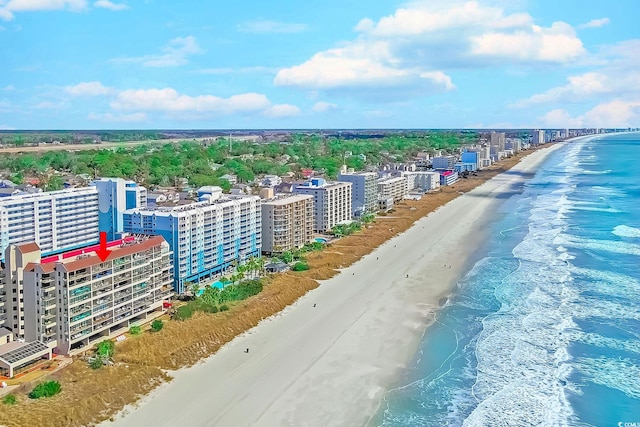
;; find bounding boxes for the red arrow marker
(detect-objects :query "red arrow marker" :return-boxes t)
[95,232,111,262]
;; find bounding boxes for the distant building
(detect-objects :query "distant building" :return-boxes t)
[220,174,238,185]
[261,175,282,187]
[406,171,441,191]
[490,131,506,152]
[532,130,546,145]
[431,156,457,170]
[439,170,459,186]
[293,179,352,233]
[454,163,478,173]
[461,151,482,170]
[337,171,378,217]
[377,176,407,202]
[261,195,314,254]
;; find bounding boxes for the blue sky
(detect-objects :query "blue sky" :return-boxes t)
[0,0,638,129]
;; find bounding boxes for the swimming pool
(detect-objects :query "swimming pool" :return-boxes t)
[196,280,225,296]
[314,237,328,243]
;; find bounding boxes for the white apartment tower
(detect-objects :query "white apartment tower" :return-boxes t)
[0,187,100,262]
[337,171,378,216]
[293,179,352,233]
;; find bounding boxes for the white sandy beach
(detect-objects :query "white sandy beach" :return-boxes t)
[102,143,566,427]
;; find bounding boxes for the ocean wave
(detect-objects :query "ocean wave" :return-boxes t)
[612,225,640,238]
[589,186,626,197]
[574,357,640,400]
[555,234,640,256]
[571,331,640,355]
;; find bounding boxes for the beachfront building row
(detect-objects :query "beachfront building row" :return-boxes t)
[337,170,378,217]
[261,194,314,255]
[123,189,261,294]
[0,236,172,375]
[293,179,352,233]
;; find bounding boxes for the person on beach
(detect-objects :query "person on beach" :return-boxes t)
[245,348,249,353]
[313,303,316,307]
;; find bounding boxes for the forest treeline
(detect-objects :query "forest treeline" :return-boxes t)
[0,132,476,189]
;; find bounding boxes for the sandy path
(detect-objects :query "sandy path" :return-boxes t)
[103,143,565,427]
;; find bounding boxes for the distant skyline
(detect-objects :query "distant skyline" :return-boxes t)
[1,0,639,130]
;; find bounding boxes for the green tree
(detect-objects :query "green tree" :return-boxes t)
[29,381,61,399]
[151,319,164,332]
[2,394,17,405]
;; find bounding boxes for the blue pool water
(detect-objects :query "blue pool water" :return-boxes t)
[315,237,328,243]
[372,133,640,426]
[196,281,225,296]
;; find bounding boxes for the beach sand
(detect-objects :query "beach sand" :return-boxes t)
[103,144,565,427]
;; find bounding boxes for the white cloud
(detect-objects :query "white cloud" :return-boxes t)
[238,19,308,34]
[112,36,202,67]
[274,39,455,97]
[111,88,272,114]
[312,101,338,112]
[470,22,585,62]
[93,0,127,11]
[0,125,16,130]
[88,112,147,122]
[65,81,114,96]
[2,84,15,91]
[262,104,301,118]
[513,40,640,108]
[275,0,585,99]
[579,17,610,29]
[539,101,640,128]
[0,0,87,20]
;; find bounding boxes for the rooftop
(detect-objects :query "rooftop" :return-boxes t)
[24,235,166,274]
[262,194,313,206]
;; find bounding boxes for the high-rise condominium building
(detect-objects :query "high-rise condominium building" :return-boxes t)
[337,171,378,217]
[0,187,100,262]
[92,178,147,241]
[293,179,352,233]
[261,194,314,255]
[14,236,172,355]
[123,194,261,294]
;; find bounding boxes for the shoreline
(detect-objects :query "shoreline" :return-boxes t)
[102,143,567,427]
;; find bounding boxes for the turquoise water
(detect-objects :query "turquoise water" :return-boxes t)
[196,281,225,296]
[315,237,328,243]
[373,134,640,426]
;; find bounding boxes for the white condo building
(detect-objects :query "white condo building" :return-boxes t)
[294,179,352,233]
[337,171,378,216]
[0,187,100,262]
[377,176,408,202]
[406,171,441,191]
[123,192,261,294]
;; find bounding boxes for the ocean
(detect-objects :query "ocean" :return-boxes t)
[371,133,640,426]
